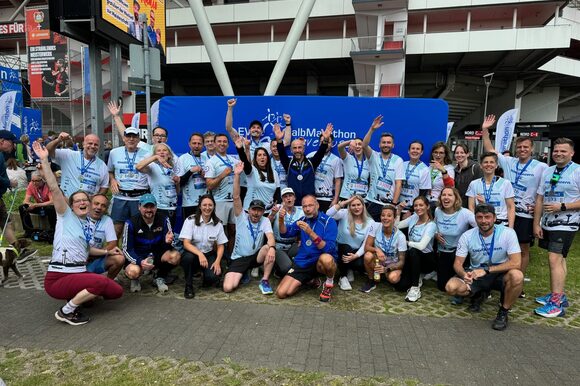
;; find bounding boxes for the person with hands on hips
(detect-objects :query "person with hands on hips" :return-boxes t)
[179,194,228,299]
[445,204,523,331]
[222,161,277,295]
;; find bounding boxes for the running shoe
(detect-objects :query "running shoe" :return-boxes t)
[450,295,464,305]
[405,286,421,302]
[130,279,141,293]
[259,279,274,295]
[55,308,90,326]
[492,307,509,331]
[535,293,569,307]
[423,271,437,281]
[155,277,168,293]
[241,271,251,285]
[184,285,195,299]
[338,276,352,291]
[319,283,333,302]
[15,248,38,264]
[360,280,376,293]
[534,302,565,318]
[346,269,355,282]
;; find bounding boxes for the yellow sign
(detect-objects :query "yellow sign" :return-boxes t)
[101,0,166,53]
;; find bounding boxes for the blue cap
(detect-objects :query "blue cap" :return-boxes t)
[139,193,157,206]
[0,130,18,142]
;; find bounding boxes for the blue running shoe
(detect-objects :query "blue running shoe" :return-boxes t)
[241,271,251,285]
[535,293,569,307]
[259,279,273,295]
[535,302,565,318]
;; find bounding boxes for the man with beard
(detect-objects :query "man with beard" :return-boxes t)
[46,132,109,198]
[361,115,405,221]
[86,194,124,279]
[307,134,343,213]
[178,133,207,218]
[445,204,523,331]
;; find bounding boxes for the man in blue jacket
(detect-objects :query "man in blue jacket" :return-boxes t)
[276,194,338,302]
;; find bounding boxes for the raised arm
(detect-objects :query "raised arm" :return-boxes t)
[32,141,67,215]
[481,114,497,153]
[310,123,331,169]
[337,140,349,160]
[362,115,383,158]
[234,136,252,175]
[135,154,159,173]
[46,132,69,159]
[225,98,239,140]
[274,124,290,169]
[107,100,127,138]
[232,161,244,217]
[282,114,292,147]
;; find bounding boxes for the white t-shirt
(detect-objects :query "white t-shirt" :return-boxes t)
[328,207,373,249]
[273,206,304,250]
[370,223,407,265]
[54,149,109,197]
[307,152,344,201]
[498,154,547,219]
[340,153,371,198]
[243,166,279,211]
[180,216,228,254]
[232,211,273,260]
[178,152,207,207]
[434,207,476,252]
[537,162,580,231]
[466,177,514,220]
[400,161,431,209]
[146,162,178,210]
[107,146,149,200]
[366,151,405,204]
[49,208,89,273]
[88,215,116,249]
[272,158,288,190]
[456,225,521,270]
[203,153,239,202]
[249,136,272,158]
[429,164,455,203]
[406,214,437,253]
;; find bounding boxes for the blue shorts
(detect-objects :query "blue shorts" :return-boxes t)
[86,257,107,274]
[111,198,139,223]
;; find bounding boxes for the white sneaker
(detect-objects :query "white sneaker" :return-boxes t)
[339,276,352,291]
[346,269,355,282]
[423,271,437,281]
[251,267,260,278]
[155,277,168,293]
[130,279,141,293]
[405,286,421,302]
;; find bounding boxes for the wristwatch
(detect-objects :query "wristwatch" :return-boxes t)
[561,203,567,212]
[483,266,490,274]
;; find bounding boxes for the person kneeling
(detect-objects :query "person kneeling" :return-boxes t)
[222,162,276,295]
[123,194,181,293]
[275,195,338,302]
[445,204,523,331]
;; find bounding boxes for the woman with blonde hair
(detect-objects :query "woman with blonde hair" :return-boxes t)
[326,195,374,290]
[136,142,180,225]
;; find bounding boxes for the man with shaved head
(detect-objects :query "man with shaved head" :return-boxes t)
[46,132,109,197]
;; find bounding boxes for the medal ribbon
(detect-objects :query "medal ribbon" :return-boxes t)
[481,176,497,203]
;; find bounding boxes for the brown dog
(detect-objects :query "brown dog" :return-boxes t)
[0,238,31,285]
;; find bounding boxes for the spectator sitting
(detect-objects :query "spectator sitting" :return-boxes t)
[19,171,57,237]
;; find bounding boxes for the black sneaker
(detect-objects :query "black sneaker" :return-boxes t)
[492,307,509,331]
[15,248,38,264]
[469,292,484,313]
[184,285,195,299]
[54,308,90,326]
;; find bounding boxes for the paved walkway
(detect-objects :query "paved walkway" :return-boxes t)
[1,288,579,385]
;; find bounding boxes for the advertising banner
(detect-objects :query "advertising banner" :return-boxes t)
[0,21,25,38]
[101,0,166,53]
[22,107,42,143]
[25,5,70,100]
[0,65,23,135]
[495,108,519,153]
[160,96,448,163]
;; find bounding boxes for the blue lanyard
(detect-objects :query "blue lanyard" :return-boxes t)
[354,154,365,181]
[380,228,396,255]
[550,162,572,193]
[481,176,497,203]
[380,154,392,179]
[189,152,202,166]
[405,161,421,181]
[478,228,496,266]
[248,219,261,249]
[157,162,173,176]
[79,151,95,176]
[216,154,232,168]
[79,217,96,244]
[514,158,532,186]
[124,148,137,172]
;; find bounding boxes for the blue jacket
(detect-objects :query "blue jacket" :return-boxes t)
[122,212,171,265]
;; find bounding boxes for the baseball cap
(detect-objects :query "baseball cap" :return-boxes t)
[124,127,140,136]
[0,130,18,142]
[281,187,295,197]
[139,193,157,206]
[249,199,266,210]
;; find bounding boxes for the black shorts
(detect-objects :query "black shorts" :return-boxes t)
[287,263,319,284]
[538,229,576,258]
[514,216,534,244]
[227,252,260,274]
[467,272,504,295]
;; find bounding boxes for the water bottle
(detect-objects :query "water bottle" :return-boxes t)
[146,252,154,265]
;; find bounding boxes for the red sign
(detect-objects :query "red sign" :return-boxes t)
[0,21,25,37]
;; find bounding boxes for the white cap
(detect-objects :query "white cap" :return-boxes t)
[281,187,295,196]
[124,127,140,136]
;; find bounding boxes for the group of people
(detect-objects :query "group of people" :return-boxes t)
[4,99,578,332]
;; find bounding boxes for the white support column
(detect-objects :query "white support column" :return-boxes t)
[237,26,241,44]
[271,24,274,42]
[187,0,234,96]
[467,11,471,31]
[512,8,517,29]
[174,30,178,47]
[264,0,316,96]
[554,5,559,24]
[343,19,347,38]
[373,64,381,98]
[423,14,427,34]
[376,14,385,50]
[306,22,309,40]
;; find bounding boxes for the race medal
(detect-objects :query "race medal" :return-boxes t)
[297,175,304,181]
[79,176,84,183]
[305,239,312,246]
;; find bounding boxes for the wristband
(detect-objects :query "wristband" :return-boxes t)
[441,170,448,175]
[313,236,322,245]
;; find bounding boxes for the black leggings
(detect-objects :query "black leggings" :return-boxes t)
[397,248,436,290]
[181,250,220,287]
[437,250,456,292]
[337,243,364,277]
[19,204,56,232]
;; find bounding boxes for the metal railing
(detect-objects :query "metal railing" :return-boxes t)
[350,35,406,53]
[347,83,402,98]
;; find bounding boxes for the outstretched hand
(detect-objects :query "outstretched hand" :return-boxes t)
[107,101,121,116]
[32,141,49,160]
[370,115,384,131]
[482,114,496,131]
[273,123,284,141]
[234,161,244,175]
[322,123,333,141]
[227,98,237,108]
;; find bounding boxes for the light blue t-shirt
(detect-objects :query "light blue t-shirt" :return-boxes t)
[204,153,239,202]
[54,149,109,197]
[456,225,521,270]
[243,166,279,211]
[366,151,405,204]
[249,136,272,158]
[328,208,373,249]
[49,207,90,273]
[272,158,288,190]
[107,146,149,200]
[400,161,430,209]
[466,177,514,220]
[147,162,178,210]
[307,152,344,201]
[434,207,476,252]
[273,206,304,249]
[370,224,407,265]
[232,211,273,260]
[406,213,437,253]
[537,162,580,231]
[339,153,370,198]
[178,152,207,207]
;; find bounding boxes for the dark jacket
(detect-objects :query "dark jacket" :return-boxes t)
[454,159,483,208]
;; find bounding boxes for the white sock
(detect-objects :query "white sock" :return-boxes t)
[62,300,79,315]
[325,277,334,286]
